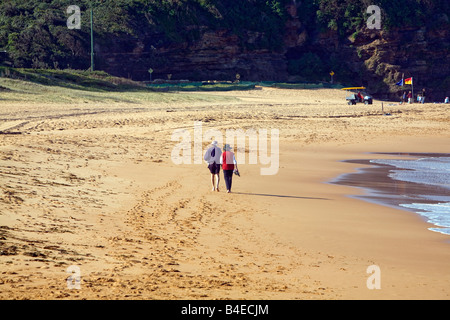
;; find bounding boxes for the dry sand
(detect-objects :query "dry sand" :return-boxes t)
[0,86,449,299]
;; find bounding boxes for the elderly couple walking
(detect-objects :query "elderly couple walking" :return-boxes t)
[203,141,239,193]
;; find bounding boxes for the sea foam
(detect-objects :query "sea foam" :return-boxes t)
[370,156,450,235]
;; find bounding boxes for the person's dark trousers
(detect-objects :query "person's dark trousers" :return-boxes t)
[223,170,233,191]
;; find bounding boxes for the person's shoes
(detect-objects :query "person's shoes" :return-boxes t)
[212,188,215,191]
[227,190,231,193]
[216,188,220,192]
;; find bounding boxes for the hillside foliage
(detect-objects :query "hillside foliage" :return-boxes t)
[0,0,448,79]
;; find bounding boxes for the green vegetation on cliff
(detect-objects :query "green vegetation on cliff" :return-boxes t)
[315,0,450,33]
[0,0,449,90]
[0,0,290,69]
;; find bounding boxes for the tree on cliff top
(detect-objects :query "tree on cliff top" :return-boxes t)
[0,0,291,69]
[0,0,448,73]
[314,0,450,35]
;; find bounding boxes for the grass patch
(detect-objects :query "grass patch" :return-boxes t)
[146,81,344,91]
[0,67,147,92]
[0,68,344,106]
[0,68,239,105]
[146,82,256,92]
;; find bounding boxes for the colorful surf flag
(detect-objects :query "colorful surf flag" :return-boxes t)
[404,77,413,85]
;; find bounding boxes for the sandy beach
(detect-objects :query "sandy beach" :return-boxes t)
[0,84,449,300]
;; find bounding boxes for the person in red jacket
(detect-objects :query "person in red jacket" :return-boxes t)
[357,91,364,102]
[407,91,412,103]
[220,144,238,193]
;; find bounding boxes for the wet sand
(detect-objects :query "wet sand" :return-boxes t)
[332,153,450,212]
[0,85,449,299]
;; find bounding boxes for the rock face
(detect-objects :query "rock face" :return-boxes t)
[95,4,449,100]
[343,26,450,100]
[96,28,288,83]
[153,29,288,82]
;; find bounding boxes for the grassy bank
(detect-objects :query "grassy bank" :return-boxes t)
[0,68,239,105]
[0,68,346,106]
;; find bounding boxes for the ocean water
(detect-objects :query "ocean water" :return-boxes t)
[400,202,450,235]
[370,156,450,235]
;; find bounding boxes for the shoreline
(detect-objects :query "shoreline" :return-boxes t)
[330,153,450,236]
[225,137,450,299]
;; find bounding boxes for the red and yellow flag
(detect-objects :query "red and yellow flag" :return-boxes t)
[404,77,413,85]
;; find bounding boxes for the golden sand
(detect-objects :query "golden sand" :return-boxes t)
[0,86,449,299]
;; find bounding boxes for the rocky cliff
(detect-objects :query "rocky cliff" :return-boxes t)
[96,28,289,83]
[3,1,447,101]
[341,24,450,100]
[94,2,449,101]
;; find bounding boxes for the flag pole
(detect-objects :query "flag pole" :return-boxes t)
[90,6,94,72]
[411,77,414,104]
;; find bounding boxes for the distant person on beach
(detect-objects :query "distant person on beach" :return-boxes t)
[357,91,363,102]
[445,97,449,104]
[401,91,407,104]
[204,140,222,192]
[220,144,238,193]
[407,91,412,104]
[421,88,426,104]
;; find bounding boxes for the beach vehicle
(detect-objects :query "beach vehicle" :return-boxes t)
[342,87,373,105]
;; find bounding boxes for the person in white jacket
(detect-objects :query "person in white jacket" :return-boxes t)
[204,140,222,191]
